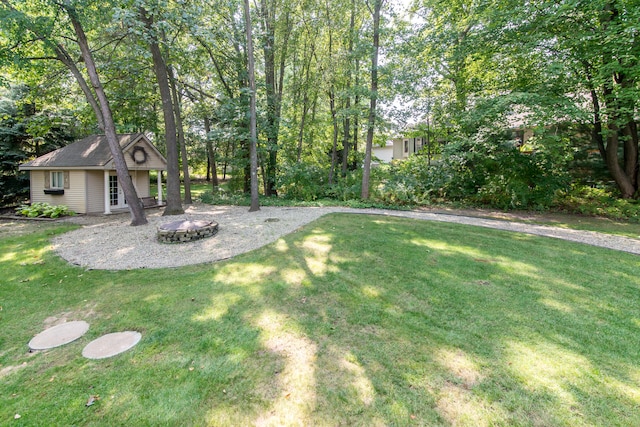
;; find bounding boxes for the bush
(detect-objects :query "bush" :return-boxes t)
[373,158,430,206]
[556,185,640,222]
[15,202,75,218]
[324,170,363,201]
[278,163,327,201]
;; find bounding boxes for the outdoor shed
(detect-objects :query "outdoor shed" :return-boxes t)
[19,133,167,214]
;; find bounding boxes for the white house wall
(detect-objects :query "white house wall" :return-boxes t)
[393,139,405,159]
[372,146,394,163]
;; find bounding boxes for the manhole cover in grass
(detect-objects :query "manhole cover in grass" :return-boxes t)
[28,321,90,350]
[82,331,142,359]
[157,220,219,243]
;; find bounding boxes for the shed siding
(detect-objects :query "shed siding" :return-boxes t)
[86,171,105,214]
[123,143,166,170]
[30,170,88,213]
[133,171,150,197]
[85,171,150,213]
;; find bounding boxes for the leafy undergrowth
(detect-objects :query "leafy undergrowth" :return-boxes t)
[197,184,640,238]
[1,215,639,426]
[15,202,75,219]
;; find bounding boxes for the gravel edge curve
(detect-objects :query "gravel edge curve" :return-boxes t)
[51,204,640,270]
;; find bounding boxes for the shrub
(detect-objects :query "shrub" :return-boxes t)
[324,170,363,201]
[15,202,75,218]
[198,188,247,205]
[277,163,328,201]
[556,185,640,222]
[373,158,429,206]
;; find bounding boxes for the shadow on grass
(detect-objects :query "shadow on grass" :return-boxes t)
[1,214,639,425]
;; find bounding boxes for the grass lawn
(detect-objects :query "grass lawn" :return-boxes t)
[150,180,212,200]
[3,214,639,426]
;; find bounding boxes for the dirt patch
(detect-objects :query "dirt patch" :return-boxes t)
[0,219,60,238]
[42,303,98,327]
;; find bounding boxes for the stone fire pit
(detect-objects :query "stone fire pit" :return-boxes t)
[157,219,219,244]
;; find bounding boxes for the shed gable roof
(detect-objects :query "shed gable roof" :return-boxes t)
[19,133,166,170]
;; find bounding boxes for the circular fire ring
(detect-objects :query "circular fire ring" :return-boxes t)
[157,220,219,244]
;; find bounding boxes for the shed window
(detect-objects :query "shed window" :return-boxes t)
[404,140,409,153]
[50,171,65,189]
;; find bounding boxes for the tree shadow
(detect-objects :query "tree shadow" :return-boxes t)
[186,213,640,425]
[2,214,640,425]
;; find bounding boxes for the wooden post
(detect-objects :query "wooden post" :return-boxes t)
[157,170,163,205]
[104,170,111,214]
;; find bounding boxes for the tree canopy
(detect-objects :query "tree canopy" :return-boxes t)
[1,0,639,207]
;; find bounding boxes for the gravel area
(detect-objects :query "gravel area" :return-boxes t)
[51,204,640,270]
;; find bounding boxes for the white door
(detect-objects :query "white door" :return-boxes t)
[109,175,128,209]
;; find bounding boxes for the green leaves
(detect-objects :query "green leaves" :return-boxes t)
[15,202,75,218]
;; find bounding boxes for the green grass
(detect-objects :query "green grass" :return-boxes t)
[4,215,638,425]
[150,180,211,200]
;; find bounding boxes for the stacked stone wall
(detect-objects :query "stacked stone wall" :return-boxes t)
[157,220,219,244]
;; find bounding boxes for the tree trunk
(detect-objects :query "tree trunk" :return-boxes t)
[52,45,105,131]
[296,39,315,162]
[243,0,260,212]
[362,0,383,199]
[260,0,278,197]
[597,0,639,198]
[167,65,192,204]
[64,4,146,225]
[140,8,184,215]
[326,14,338,186]
[623,121,639,192]
[605,124,636,198]
[352,58,360,171]
[204,117,219,191]
[328,88,339,185]
[342,0,356,176]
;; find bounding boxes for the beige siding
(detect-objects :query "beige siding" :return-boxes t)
[86,171,105,214]
[84,171,150,213]
[123,142,166,170]
[133,171,150,197]
[30,170,88,213]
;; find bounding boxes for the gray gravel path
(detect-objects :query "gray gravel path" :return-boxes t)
[52,204,640,270]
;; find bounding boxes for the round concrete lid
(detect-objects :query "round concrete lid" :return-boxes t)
[82,331,142,359]
[157,220,216,232]
[28,321,90,350]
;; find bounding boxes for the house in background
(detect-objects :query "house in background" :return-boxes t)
[372,140,394,164]
[19,133,167,214]
[373,136,426,163]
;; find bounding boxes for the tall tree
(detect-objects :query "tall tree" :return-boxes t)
[361,0,384,199]
[258,0,291,196]
[64,3,148,225]
[139,6,184,215]
[243,0,260,212]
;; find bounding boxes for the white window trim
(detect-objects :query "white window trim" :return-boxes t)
[50,171,64,189]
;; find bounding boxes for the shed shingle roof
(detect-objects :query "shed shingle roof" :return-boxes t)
[20,133,150,169]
